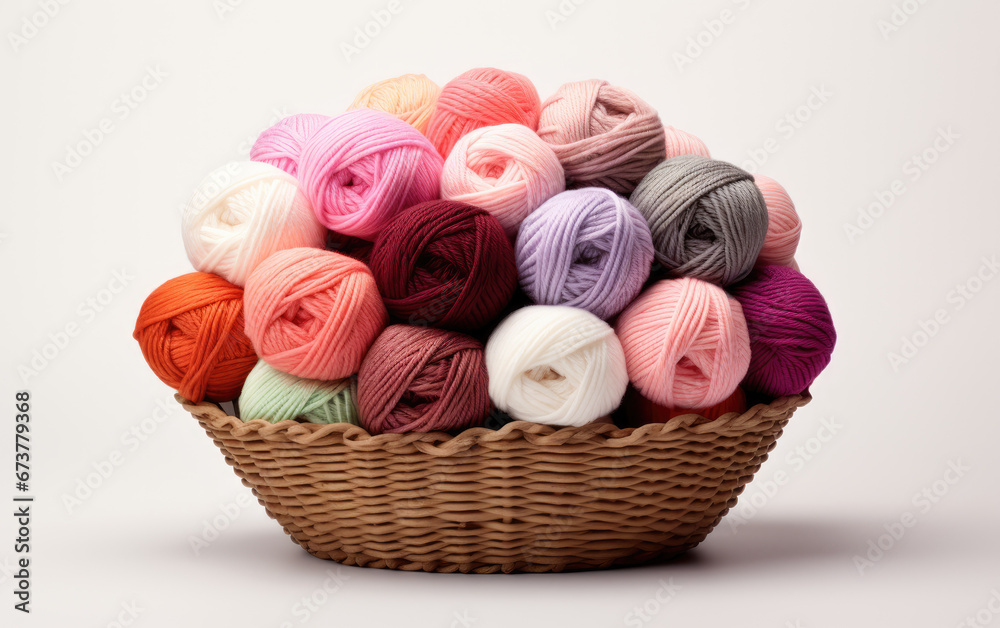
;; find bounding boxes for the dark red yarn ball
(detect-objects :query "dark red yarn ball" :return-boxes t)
[369,200,517,330]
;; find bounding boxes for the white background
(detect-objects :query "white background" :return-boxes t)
[2,0,999,626]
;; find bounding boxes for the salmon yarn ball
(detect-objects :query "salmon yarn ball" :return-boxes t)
[616,277,751,409]
[538,79,666,196]
[181,161,326,286]
[622,386,747,427]
[250,113,333,177]
[369,200,516,331]
[441,123,565,238]
[243,247,387,380]
[753,174,802,267]
[298,108,443,240]
[426,67,542,158]
[357,325,490,434]
[664,125,711,159]
[133,272,257,403]
[348,73,440,135]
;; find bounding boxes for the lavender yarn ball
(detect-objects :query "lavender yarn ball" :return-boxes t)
[515,188,654,319]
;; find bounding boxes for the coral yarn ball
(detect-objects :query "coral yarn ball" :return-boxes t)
[515,188,654,320]
[348,73,440,135]
[181,161,326,286]
[133,272,257,403]
[630,155,769,286]
[622,386,747,427]
[297,108,443,240]
[369,200,517,330]
[663,125,711,159]
[426,67,542,158]
[250,113,332,177]
[615,277,751,409]
[243,247,387,380]
[441,123,565,238]
[753,174,802,267]
[537,79,666,196]
[729,265,836,398]
[357,325,490,434]
[485,305,628,427]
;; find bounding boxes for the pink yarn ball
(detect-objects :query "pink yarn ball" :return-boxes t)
[297,109,443,240]
[664,125,710,159]
[441,123,565,238]
[615,277,751,408]
[250,114,332,177]
[754,174,802,267]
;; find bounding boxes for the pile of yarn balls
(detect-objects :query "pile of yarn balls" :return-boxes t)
[133,68,835,435]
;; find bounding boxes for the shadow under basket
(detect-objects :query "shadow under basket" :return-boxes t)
[181,394,809,573]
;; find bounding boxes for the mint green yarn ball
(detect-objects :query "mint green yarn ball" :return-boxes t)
[238,360,359,424]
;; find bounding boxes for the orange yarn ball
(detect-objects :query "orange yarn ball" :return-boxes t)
[133,272,257,403]
[623,386,747,427]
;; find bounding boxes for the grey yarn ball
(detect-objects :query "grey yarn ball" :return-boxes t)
[629,155,769,286]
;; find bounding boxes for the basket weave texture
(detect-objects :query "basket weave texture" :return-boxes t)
[182,394,809,573]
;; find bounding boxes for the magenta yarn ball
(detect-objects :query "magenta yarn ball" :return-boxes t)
[250,114,333,177]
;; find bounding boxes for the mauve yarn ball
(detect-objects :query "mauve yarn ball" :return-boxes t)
[250,114,333,177]
[729,265,836,398]
[630,155,769,286]
[369,200,517,330]
[357,325,490,434]
[537,79,666,196]
[515,188,654,320]
[297,108,443,240]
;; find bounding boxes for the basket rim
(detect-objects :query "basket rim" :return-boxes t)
[179,393,809,453]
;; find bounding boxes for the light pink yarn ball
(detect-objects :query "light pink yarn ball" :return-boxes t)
[297,109,443,240]
[441,123,565,238]
[615,277,751,408]
[754,174,802,267]
[664,125,711,159]
[250,114,333,177]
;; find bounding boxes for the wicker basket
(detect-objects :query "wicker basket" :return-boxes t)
[181,394,809,573]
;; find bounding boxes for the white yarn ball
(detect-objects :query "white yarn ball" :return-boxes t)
[181,161,326,286]
[485,305,628,426]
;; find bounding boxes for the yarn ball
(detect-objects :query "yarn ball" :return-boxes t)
[238,360,358,425]
[622,386,747,427]
[133,272,256,403]
[298,108,443,240]
[425,67,542,158]
[243,247,387,380]
[630,155,769,286]
[441,123,564,237]
[369,200,516,330]
[729,265,836,398]
[515,188,654,320]
[615,277,751,408]
[357,325,490,434]
[181,161,326,286]
[753,174,802,267]
[664,125,710,159]
[537,79,666,196]
[250,113,332,177]
[348,73,440,135]
[485,305,628,426]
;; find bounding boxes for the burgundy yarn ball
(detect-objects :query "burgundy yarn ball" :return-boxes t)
[357,325,491,434]
[369,200,517,330]
[729,265,836,397]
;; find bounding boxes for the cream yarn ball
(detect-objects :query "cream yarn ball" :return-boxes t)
[181,161,326,286]
[485,305,628,426]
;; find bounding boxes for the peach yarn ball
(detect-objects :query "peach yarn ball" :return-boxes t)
[664,126,711,159]
[348,73,441,135]
[754,174,802,267]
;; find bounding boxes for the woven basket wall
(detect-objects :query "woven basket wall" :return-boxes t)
[182,394,809,573]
